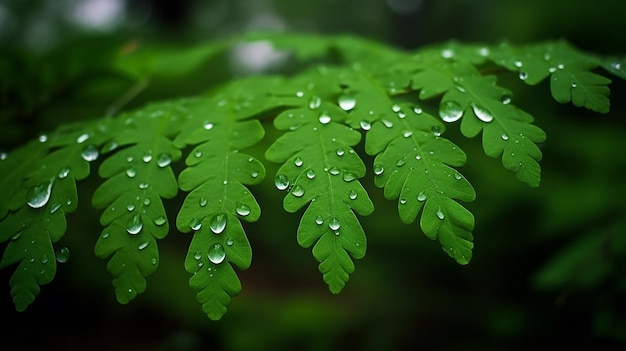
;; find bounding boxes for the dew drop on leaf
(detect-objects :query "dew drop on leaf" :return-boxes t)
[193,251,202,260]
[329,167,340,175]
[58,167,71,179]
[348,190,358,200]
[382,119,394,128]
[138,182,149,189]
[294,157,304,167]
[39,134,48,143]
[306,169,316,179]
[156,153,172,167]
[275,174,290,190]
[142,151,153,163]
[126,168,137,178]
[209,213,227,234]
[402,130,413,138]
[328,217,341,231]
[309,96,321,109]
[291,185,305,197]
[501,133,509,141]
[374,164,384,175]
[417,191,427,202]
[436,208,445,220]
[137,241,149,250]
[359,120,371,130]
[431,126,441,136]
[315,215,324,225]
[76,133,89,143]
[454,172,462,180]
[53,247,70,263]
[336,148,345,156]
[127,214,143,235]
[41,254,49,264]
[199,197,208,207]
[236,203,251,217]
[27,179,53,209]
[413,106,423,114]
[81,144,99,162]
[49,201,62,214]
[208,243,226,264]
[318,112,332,124]
[154,216,167,226]
[338,95,356,111]
[189,217,202,231]
[343,172,357,182]
[519,71,528,80]
[126,203,135,212]
[501,95,512,104]
[471,103,493,123]
[439,101,463,122]
[203,121,214,130]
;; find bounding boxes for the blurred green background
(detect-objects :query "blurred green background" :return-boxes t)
[1,0,626,350]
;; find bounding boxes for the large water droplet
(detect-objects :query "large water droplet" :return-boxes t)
[373,164,384,175]
[209,213,227,234]
[348,190,358,200]
[519,71,528,81]
[208,243,226,264]
[306,169,316,179]
[127,214,143,235]
[156,153,172,168]
[154,216,167,226]
[189,217,202,231]
[275,174,290,190]
[291,185,305,197]
[142,151,153,163]
[309,96,321,109]
[335,148,345,156]
[359,120,371,130]
[439,101,464,122]
[54,247,70,263]
[236,203,251,217]
[343,172,357,182]
[338,95,356,111]
[417,192,427,202]
[294,157,304,167]
[328,167,340,175]
[471,103,493,123]
[318,112,331,124]
[58,167,71,179]
[328,217,341,231]
[27,179,53,209]
[501,133,509,141]
[382,119,394,128]
[315,215,324,225]
[81,145,99,162]
[126,168,137,178]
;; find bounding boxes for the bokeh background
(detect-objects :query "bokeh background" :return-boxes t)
[1,0,626,350]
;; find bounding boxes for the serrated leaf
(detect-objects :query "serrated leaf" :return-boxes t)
[266,70,374,292]
[175,78,280,320]
[92,99,190,304]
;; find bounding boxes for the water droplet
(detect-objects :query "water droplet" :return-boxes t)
[391,104,401,113]
[395,158,406,167]
[101,232,110,239]
[557,63,565,70]
[138,182,149,189]
[309,96,321,109]
[0,152,7,160]
[400,198,407,205]
[296,91,304,97]
[39,134,48,143]
[318,112,331,124]
[519,71,528,80]
[126,156,134,163]
[57,167,70,179]
[209,213,227,234]
[208,243,226,264]
[40,253,49,264]
[501,133,509,141]
[275,174,290,190]
[189,217,202,231]
[305,169,316,179]
[415,154,422,160]
[156,153,172,168]
[513,60,523,68]
[151,258,157,265]
[294,157,304,167]
[199,197,208,207]
[81,145,99,162]
[417,192,427,202]
[431,126,442,137]
[441,48,454,59]
[127,214,143,235]
[193,251,202,260]
[478,47,489,56]
[382,119,394,128]
[291,185,305,197]
[76,133,89,143]
[126,203,135,212]
[236,203,251,217]
[329,167,340,175]
[328,217,341,231]
[143,198,151,206]
[359,120,371,130]
[338,95,356,111]
[49,201,62,214]
[27,179,53,209]
[126,168,137,178]
[571,82,577,88]
[436,208,445,220]
[343,172,357,182]
[374,164,384,175]
[154,216,167,226]
[335,148,345,156]
[402,130,413,138]
[612,62,622,70]
[471,103,493,123]
[315,216,324,225]
[142,151,153,163]
[501,95,512,104]
[454,173,462,180]
[348,190,358,200]
[439,101,463,122]
[413,107,423,114]
[194,151,202,158]
[203,121,214,130]
[137,241,149,250]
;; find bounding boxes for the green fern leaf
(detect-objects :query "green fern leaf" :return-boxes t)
[265,68,374,293]
[91,99,192,304]
[488,42,612,113]
[0,122,104,310]
[175,78,283,320]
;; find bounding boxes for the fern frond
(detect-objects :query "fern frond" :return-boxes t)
[91,99,193,304]
[265,67,374,293]
[174,77,283,320]
[0,121,107,310]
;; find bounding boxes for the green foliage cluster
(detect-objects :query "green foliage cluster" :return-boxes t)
[1,32,624,320]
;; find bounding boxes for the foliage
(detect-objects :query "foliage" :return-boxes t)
[1,32,624,321]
